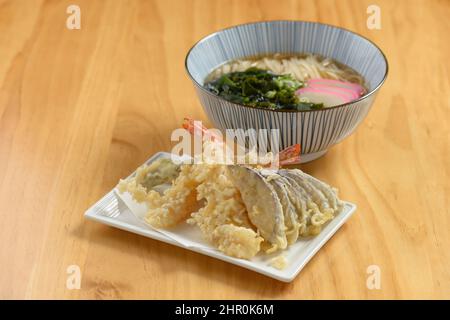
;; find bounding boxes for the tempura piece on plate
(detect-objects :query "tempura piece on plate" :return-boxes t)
[296,170,343,212]
[212,224,263,259]
[280,169,333,215]
[145,164,212,228]
[261,171,300,244]
[279,169,335,236]
[227,166,287,252]
[188,166,253,238]
[269,254,288,270]
[187,165,263,259]
[117,158,180,202]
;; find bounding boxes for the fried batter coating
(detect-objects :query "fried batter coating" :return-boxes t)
[212,224,263,259]
[145,164,211,228]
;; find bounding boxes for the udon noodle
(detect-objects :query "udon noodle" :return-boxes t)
[207,54,365,85]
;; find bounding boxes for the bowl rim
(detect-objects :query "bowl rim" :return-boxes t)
[184,20,389,113]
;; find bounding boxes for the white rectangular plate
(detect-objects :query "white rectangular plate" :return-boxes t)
[85,152,356,282]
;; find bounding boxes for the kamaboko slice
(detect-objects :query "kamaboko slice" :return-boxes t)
[296,78,365,107]
[307,78,365,96]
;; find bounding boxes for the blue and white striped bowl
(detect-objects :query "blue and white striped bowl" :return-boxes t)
[185,21,388,162]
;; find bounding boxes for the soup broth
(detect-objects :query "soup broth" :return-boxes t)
[204,53,367,111]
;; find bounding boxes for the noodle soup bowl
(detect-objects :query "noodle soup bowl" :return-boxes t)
[185,21,388,162]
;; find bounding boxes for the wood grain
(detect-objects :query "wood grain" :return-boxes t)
[0,0,448,299]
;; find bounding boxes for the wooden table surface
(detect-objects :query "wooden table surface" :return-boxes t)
[0,0,448,299]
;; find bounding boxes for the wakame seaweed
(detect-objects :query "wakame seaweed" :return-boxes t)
[204,68,324,111]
